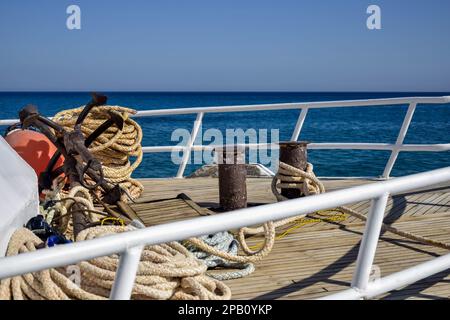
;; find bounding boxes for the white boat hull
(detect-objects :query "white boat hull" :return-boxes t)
[0,137,39,256]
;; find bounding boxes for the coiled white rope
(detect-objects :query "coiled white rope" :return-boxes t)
[0,226,231,300]
[184,232,255,281]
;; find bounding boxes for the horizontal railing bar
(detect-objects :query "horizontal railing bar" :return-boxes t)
[1,96,449,126]
[0,119,17,126]
[320,251,450,300]
[0,166,448,280]
[132,96,450,117]
[316,176,384,180]
[141,143,450,153]
[399,144,450,152]
[310,142,395,151]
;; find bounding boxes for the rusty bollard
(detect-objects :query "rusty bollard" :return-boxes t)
[217,146,247,211]
[279,141,309,199]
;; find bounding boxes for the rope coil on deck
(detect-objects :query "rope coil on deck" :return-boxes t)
[53,105,144,200]
[0,226,231,300]
[184,232,255,281]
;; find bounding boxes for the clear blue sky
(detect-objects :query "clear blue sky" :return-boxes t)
[0,0,449,91]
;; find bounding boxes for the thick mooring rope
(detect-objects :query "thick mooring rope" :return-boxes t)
[53,105,144,200]
[272,161,450,251]
[0,227,231,300]
[184,232,255,281]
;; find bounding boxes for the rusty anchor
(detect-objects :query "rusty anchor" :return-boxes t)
[18,93,127,236]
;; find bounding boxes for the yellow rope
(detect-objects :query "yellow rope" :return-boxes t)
[248,209,347,250]
[100,217,125,226]
[275,210,347,241]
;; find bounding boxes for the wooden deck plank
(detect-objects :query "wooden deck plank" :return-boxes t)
[136,177,450,300]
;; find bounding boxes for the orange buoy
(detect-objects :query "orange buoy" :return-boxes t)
[5,129,65,188]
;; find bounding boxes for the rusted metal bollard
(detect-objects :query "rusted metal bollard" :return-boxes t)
[217,146,247,211]
[279,141,309,199]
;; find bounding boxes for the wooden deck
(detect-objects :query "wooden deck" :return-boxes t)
[137,177,450,300]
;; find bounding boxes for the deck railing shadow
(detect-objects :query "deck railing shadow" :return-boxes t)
[253,193,446,299]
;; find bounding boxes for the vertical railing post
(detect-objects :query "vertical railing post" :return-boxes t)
[176,112,204,178]
[351,193,389,293]
[109,245,144,300]
[291,107,308,141]
[382,102,417,178]
[218,146,247,211]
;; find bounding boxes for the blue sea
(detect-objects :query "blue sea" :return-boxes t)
[0,92,449,178]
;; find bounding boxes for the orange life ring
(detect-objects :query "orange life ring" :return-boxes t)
[5,129,65,193]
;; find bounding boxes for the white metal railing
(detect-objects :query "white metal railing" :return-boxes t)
[0,166,449,300]
[1,96,449,178]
